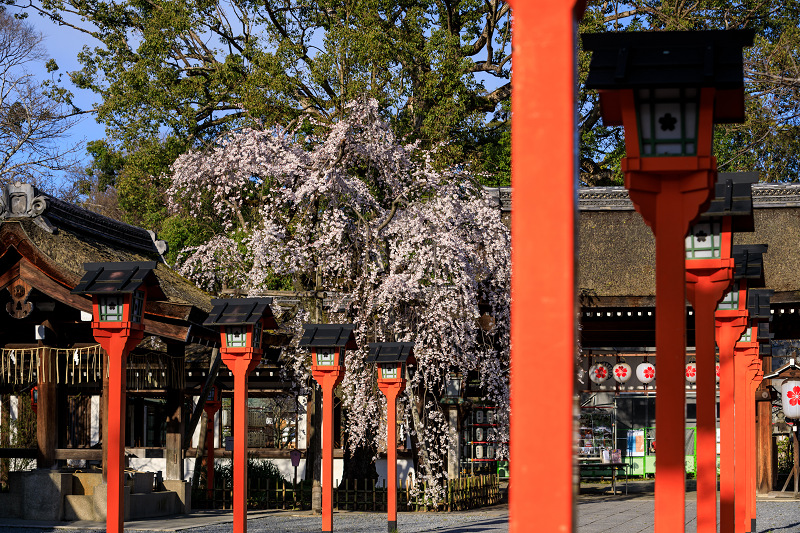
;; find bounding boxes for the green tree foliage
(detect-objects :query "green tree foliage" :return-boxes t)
[579,1,800,185]
[23,0,511,174]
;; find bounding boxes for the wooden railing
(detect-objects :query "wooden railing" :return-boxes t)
[193,474,501,512]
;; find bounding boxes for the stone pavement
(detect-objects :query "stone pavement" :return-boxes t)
[2,482,800,532]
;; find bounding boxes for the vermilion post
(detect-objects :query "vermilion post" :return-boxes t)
[733,342,759,533]
[222,354,259,533]
[749,360,763,533]
[716,289,749,533]
[313,367,344,533]
[93,327,144,533]
[379,382,404,532]
[506,1,585,531]
[686,251,734,533]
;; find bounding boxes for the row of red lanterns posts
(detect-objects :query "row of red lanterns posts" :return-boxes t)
[588,362,719,385]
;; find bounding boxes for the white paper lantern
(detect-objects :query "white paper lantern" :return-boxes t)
[475,427,484,442]
[716,363,721,383]
[487,410,494,424]
[475,445,484,459]
[781,379,800,420]
[475,410,484,424]
[612,362,632,384]
[636,362,656,384]
[685,363,697,384]
[589,363,612,383]
[487,445,495,459]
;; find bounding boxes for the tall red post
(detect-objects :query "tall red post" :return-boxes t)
[686,254,734,533]
[732,342,759,533]
[95,328,143,533]
[313,368,343,533]
[622,115,718,532]
[747,358,763,533]
[716,289,749,533]
[222,354,259,533]
[506,1,585,531]
[379,382,403,532]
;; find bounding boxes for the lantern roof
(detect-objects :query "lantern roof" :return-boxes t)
[582,30,754,90]
[72,261,164,297]
[764,358,800,380]
[204,298,278,329]
[365,342,415,364]
[582,29,754,124]
[700,172,758,231]
[299,324,357,349]
[732,244,768,285]
[747,288,773,321]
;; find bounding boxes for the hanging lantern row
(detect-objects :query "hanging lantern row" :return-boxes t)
[587,360,725,385]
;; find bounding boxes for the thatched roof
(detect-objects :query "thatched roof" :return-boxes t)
[0,182,215,342]
[576,184,800,306]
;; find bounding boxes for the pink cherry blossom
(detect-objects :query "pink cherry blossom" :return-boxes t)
[167,99,510,503]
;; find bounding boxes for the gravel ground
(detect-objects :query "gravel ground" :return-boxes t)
[2,500,799,532]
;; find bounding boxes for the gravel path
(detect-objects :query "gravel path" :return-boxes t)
[2,500,799,532]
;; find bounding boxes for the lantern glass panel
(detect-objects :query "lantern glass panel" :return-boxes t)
[316,347,336,366]
[253,320,262,349]
[381,364,398,379]
[131,290,145,323]
[445,375,462,398]
[226,326,247,347]
[717,288,740,311]
[637,88,699,156]
[99,295,124,322]
[740,327,752,343]
[686,220,722,259]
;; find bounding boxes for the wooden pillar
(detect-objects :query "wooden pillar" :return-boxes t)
[36,346,57,468]
[165,342,184,480]
[756,390,774,493]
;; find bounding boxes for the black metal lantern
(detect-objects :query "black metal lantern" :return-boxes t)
[72,261,162,324]
[299,324,357,369]
[583,30,754,159]
[366,343,415,381]
[204,298,277,351]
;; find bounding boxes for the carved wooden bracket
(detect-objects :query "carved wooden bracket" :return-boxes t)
[7,279,33,319]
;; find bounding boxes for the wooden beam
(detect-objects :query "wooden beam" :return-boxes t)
[54,448,103,460]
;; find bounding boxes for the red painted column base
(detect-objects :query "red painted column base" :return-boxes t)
[687,264,733,533]
[312,367,344,533]
[94,326,144,533]
[221,351,260,533]
[378,380,405,533]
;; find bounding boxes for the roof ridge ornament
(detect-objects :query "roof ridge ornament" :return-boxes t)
[0,181,55,233]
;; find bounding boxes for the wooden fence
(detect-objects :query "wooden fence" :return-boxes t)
[193,474,501,512]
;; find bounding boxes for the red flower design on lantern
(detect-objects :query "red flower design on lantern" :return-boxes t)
[644,366,655,379]
[595,366,607,379]
[686,365,696,378]
[788,386,800,407]
[615,367,627,378]
[716,365,721,377]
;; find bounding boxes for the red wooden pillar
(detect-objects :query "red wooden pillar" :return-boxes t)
[621,96,718,532]
[379,382,403,531]
[506,1,586,531]
[716,290,749,533]
[314,369,343,532]
[747,358,763,533]
[686,253,734,533]
[95,328,144,533]
[222,354,259,533]
[732,343,758,533]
